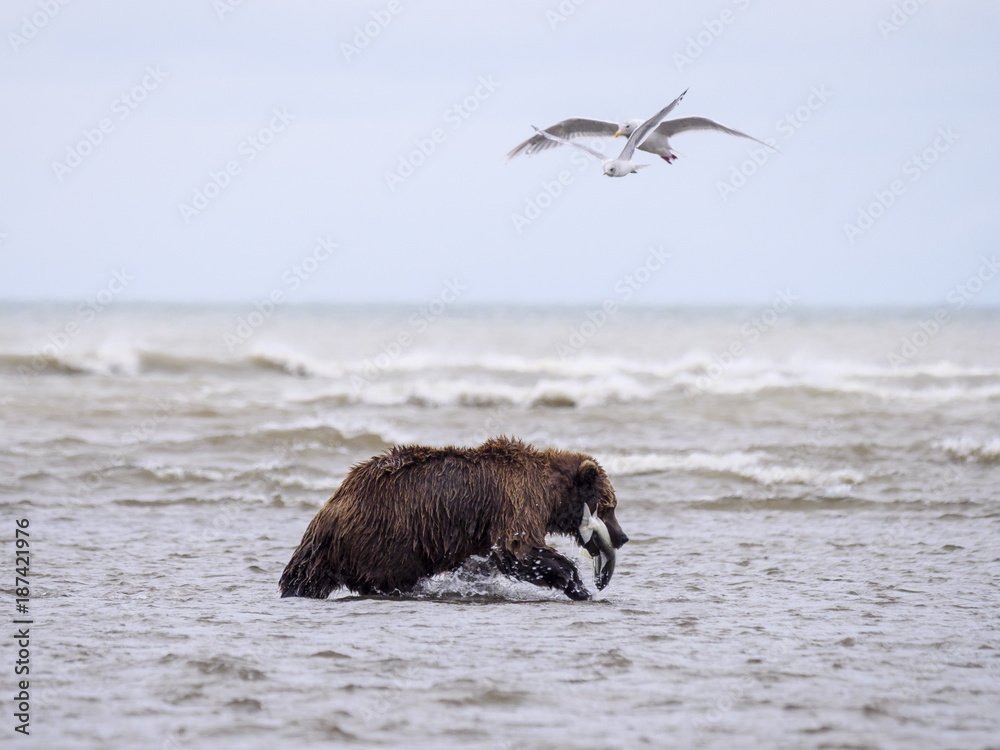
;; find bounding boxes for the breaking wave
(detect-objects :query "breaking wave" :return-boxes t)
[597,450,865,488]
[937,436,1000,463]
[3,339,999,408]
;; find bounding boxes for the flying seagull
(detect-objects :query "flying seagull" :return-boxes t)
[530,89,688,177]
[508,102,773,164]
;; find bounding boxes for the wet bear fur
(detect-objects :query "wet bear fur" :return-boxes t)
[279,437,627,601]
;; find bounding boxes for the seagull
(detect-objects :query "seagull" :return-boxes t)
[530,89,688,177]
[507,102,774,164]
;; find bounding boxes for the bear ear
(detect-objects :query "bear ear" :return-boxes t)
[575,459,600,488]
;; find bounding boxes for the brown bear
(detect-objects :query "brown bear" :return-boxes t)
[279,436,627,601]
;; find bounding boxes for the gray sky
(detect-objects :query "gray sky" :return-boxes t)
[2,0,998,307]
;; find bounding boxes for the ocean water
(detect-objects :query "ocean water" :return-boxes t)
[1,303,999,749]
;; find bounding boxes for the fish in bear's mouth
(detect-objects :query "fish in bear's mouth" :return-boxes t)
[579,503,616,590]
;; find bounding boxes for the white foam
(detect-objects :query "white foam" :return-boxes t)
[355,374,653,409]
[597,450,865,487]
[414,568,563,601]
[141,465,230,483]
[938,436,1000,462]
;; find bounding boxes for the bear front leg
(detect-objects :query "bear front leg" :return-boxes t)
[493,546,591,601]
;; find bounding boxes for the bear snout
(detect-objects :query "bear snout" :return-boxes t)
[600,509,628,549]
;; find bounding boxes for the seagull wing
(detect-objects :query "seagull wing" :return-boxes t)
[530,125,606,162]
[617,89,688,161]
[505,118,617,160]
[649,117,775,150]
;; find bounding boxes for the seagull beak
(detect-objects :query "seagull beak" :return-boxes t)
[613,131,622,138]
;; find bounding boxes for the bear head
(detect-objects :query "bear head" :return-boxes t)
[552,456,628,590]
